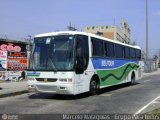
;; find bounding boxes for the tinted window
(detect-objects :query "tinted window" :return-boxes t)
[76,35,89,70]
[115,44,124,58]
[91,38,104,57]
[124,47,130,59]
[107,42,115,58]
[130,48,136,59]
[104,42,115,58]
[136,49,141,60]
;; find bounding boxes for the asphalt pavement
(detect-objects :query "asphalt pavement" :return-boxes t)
[0,80,28,98]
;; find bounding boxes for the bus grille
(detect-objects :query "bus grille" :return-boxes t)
[36,78,57,82]
[36,85,57,92]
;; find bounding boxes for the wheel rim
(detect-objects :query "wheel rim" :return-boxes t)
[90,80,97,93]
[131,76,135,84]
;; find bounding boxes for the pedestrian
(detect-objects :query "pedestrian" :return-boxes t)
[18,71,26,80]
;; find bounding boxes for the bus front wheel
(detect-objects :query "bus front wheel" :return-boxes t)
[90,78,98,95]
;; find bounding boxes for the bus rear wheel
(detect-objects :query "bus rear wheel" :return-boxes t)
[130,72,135,85]
[90,78,98,95]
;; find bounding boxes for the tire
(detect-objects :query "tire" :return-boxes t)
[130,73,135,85]
[90,78,98,95]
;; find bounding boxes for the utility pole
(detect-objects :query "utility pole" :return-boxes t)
[27,35,32,45]
[144,0,151,73]
[146,0,149,59]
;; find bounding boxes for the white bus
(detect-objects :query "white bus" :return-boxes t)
[27,31,142,95]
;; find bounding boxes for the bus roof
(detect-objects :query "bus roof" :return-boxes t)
[35,31,141,50]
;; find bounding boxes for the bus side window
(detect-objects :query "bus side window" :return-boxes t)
[115,44,124,58]
[76,35,89,73]
[104,42,108,57]
[136,49,141,60]
[107,42,115,58]
[130,48,136,59]
[124,47,130,59]
[91,38,104,57]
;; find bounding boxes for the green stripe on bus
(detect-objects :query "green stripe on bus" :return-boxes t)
[97,63,139,86]
[27,75,40,77]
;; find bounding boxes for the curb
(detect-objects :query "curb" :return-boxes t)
[0,90,28,98]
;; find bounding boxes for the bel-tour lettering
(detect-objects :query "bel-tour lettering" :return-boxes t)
[101,60,115,67]
[0,43,21,52]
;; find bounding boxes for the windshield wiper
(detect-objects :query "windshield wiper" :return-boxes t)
[48,56,57,72]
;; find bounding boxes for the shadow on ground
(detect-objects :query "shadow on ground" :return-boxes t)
[98,82,139,95]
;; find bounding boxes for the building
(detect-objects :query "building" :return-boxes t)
[84,18,131,44]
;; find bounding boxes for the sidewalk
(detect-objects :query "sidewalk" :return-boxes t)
[142,68,160,78]
[0,80,28,98]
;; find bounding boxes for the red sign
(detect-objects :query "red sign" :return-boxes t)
[0,43,21,52]
[7,58,28,70]
[8,52,26,58]
[0,41,28,71]
[0,41,26,52]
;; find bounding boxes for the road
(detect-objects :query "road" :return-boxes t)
[0,74,160,115]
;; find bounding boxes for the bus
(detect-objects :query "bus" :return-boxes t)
[27,31,142,95]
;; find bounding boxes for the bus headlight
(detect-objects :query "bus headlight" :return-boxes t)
[68,78,73,83]
[59,78,73,83]
[59,79,68,82]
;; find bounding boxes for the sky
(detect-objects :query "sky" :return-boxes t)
[0,0,160,56]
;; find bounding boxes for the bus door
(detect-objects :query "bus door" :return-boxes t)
[75,35,89,93]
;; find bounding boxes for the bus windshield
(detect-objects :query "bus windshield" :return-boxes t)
[29,35,75,71]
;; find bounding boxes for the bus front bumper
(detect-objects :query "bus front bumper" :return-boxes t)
[28,82,75,95]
